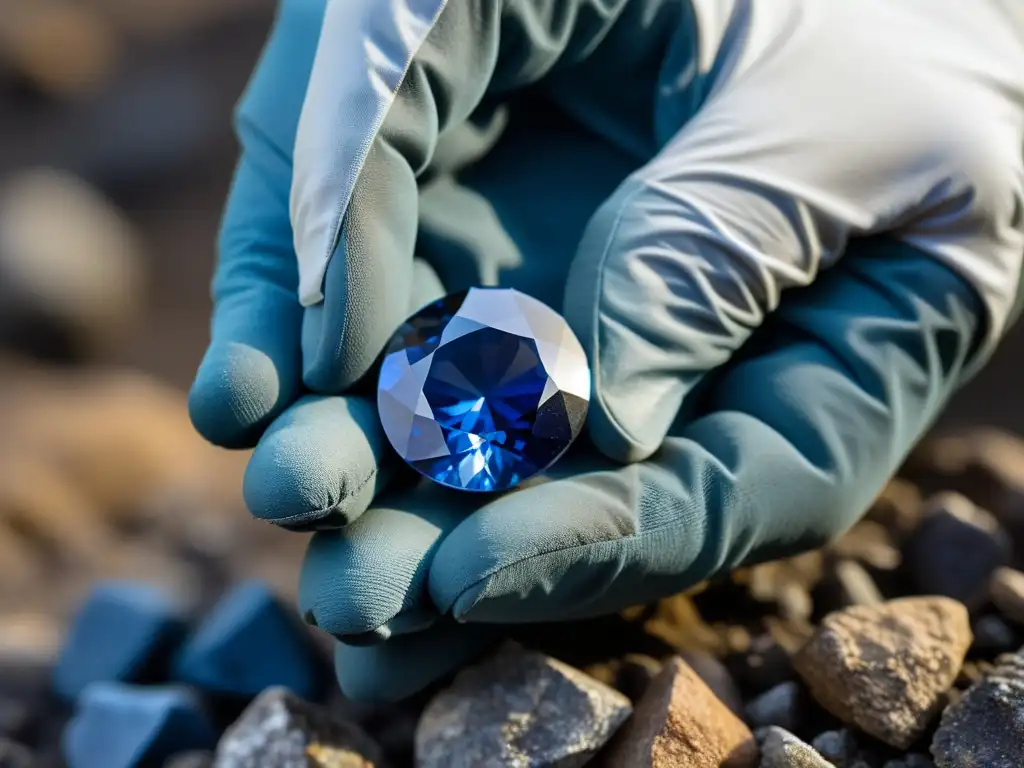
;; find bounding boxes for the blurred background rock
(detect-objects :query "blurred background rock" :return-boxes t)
[0,0,303,624]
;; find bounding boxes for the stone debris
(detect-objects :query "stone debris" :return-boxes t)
[931,650,1024,768]
[53,581,185,702]
[989,567,1024,625]
[63,683,216,768]
[416,643,631,768]
[598,656,758,768]
[904,493,1012,608]
[173,582,323,701]
[793,597,971,749]
[756,727,834,768]
[214,687,383,768]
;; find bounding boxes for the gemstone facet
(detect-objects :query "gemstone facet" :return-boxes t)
[377,288,590,492]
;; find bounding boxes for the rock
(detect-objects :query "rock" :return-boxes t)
[931,650,1024,768]
[214,687,382,768]
[0,169,144,363]
[681,652,745,717]
[165,752,214,768]
[173,581,323,701]
[970,615,1018,657]
[416,643,631,768]
[745,682,803,733]
[53,581,186,702]
[882,756,935,768]
[990,568,1024,625]
[756,727,834,768]
[63,683,216,768]
[0,739,33,768]
[597,656,758,768]
[584,654,664,705]
[793,597,971,749]
[810,731,854,767]
[904,493,1012,608]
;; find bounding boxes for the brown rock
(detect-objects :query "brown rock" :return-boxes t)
[866,479,923,541]
[598,656,758,768]
[990,567,1024,625]
[831,521,902,571]
[793,597,971,749]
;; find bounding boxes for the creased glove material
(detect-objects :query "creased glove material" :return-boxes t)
[189,0,1024,701]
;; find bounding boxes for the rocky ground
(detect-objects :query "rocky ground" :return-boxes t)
[1,358,1023,766]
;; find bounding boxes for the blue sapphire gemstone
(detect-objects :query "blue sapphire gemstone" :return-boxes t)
[377,288,590,492]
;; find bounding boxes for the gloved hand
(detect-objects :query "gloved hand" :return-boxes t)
[190,0,1024,702]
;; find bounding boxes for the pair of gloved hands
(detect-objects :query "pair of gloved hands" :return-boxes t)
[189,0,1024,702]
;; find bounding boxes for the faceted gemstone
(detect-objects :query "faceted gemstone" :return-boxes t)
[377,288,590,492]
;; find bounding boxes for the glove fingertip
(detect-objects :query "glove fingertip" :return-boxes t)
[189,341,293,449]
[586,395,660,465]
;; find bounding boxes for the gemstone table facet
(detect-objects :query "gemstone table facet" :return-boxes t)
[377,288,591,492]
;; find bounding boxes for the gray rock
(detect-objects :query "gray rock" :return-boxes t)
[931,650,1024,768]
[970,615,1018,657]
[165,752,214,768]
[746,682,803,732]
[214,687,383,768]
[757,727,835,768]
[905,493,1012,609]
[882,756,935,768]
[415,643,631,768]
[810,731,854,767]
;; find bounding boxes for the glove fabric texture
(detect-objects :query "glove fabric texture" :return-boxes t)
[190,0,1024,701]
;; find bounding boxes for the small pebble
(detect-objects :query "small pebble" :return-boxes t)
[63,683,216,768]
[745,681,803,732]
[989,567,1024,625]
[757,726,834,768]
[904,493,1012,609]
[173,581,322,701]
[214,687,382,768]
[53,582,185,702]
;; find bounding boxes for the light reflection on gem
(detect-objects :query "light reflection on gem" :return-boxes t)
[376,288,590,492]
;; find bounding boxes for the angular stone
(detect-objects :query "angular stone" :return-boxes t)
[173,581,322,701]
[756,727,834,768]
[377,288,590,492]
[990,567,1024,625]
[793,597,971,749]
[745,682,803,733]
[931,650,1024,768]
[53,581,186,702]
[598,656,758,768]
[904,493,1012,608]
[680,651,744,717]
[62,683,216,768]
[415,644,630,768]
[214,687,382,768]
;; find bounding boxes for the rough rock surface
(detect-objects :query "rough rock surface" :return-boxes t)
[598,657,758,768]
[904,493,1012,608]
[214,687,383,768]
[793,597,971,749]
[756,727,833,768]
[931,650,1024,768]
[415,644,631,768]
[989,568,1024,625]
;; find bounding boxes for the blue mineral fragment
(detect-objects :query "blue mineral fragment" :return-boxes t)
[62,683,216,768]
[173,581,321,700]
[53,582,186,702]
